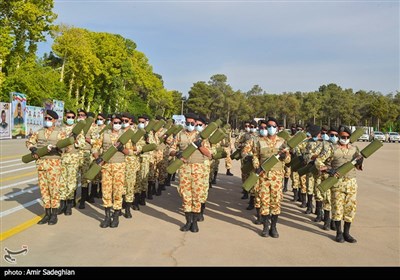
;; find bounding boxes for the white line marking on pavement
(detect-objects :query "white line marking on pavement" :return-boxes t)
[0,165,35,175]
[0,186,39,201]
[0,162,34,169]
[0,198,41,218]
[0,159,22,165]
[0,178,38,190]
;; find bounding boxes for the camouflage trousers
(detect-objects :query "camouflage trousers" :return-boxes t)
[79,150,92,188]
[209,159,219,182]
[290,171,307,194]
[157,155,169,185]
[199,160,211,204]
[224,147,232,169]
[59,153,81,200]
[178,162,208,213]
[148,152,157,182]
[36,158,61,209]
[253,181,261,208]
[137,155,151,193]
[124,156,140,202]
[309,173,323,201]
[331,177,357,223]
[284,165,291,179]
[258,170,284,215]
[101,162,126,210]
[320,173,331,211]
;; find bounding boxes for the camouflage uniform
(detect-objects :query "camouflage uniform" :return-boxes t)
[221,129,232,170]
[26,128,65,209]
[136,132,154,198]
[124,128,142,204]
[155,128,169,191]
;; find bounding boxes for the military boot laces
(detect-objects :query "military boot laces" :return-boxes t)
[343,222,357,243]
[334,221,345,243]
[100,208,112,228]
[65,199,73,216]
[269,215,279,238]
[180,212,192,232]
[314,201,323,222]
[48,208,58,225]
[322,210,331,231]
[260,215,270,237]
[110,210,120,228]
[57,200,66,215]
[124,203,132,219]
[37,208,51,225]
[190,213,199,233]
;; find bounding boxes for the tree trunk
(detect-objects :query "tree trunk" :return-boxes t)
[60,55,66,82]
[75,85,80,107]
[68,73,75,99]
[377,118,380,131]
[313,113,316,124]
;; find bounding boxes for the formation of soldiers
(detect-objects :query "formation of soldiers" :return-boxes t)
[26,109,363,243]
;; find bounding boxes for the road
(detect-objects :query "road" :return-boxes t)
[0,139,399,266]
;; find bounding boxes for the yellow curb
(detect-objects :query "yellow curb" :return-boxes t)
[0,215,43,241]
[0,171,37,183]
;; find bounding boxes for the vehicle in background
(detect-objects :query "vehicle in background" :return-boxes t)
[373,131,385,142]
[358,133,370,142]
[388,132,400,143]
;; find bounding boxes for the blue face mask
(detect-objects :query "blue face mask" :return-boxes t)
[66,119,74,125]
[259,129,268,137]
[330,136,338,144]
[312,136,319,141]
[322,133,330,141]
[138,123,145,129]
[267,126,277,136]
[186,125,195,132]
[195,125,204,132]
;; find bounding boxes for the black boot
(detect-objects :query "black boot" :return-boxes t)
[100,207,112,228]
[73,190,77,207]
[110,210,120,228]
[297,190,302,202]
[269,215,279,238]
[97,183,102,198]
[343,222,357,243]
[305,194,313,214]
[124,203,132,218]
[241,190,249,199]
[190,213,199,233]
[160,183,166,191]
[198,203,205,222]
[335,220,344,243]
[260,215,270,237]
[57,200,66,215]
[65,199,73,216]
[79,187,88,209]
[246,195,255,210]
[165,174,171,186]
[147,182,154,200]
[322,210,331,231]
[87,183,97,203]
[330,219,337,230]
[292,189,298,202]
[156,184,162,196]
[209,181,212,189]
[211,171,217,184]
[180,212,192,232]
[226,169,233,176]
[37,208,51,225]
[171,172,176,181]
[139,191,146,205]
[283,177,288,192]
[48,208,58,225]
[300,193,307,208]
[132,193,140,210]
[314,201,323,222]
[150,181,156,195]
[254,208,262,225]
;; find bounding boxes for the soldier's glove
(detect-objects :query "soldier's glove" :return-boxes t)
[355,156,364,170]
[298,155,305,164]
[244,155,252,163]
[144,133,150,144]
[175,151,183,159]
[95,157,104,165]
[278,152,287,161]
[255,167,263,174]
[116,142,124,152]
[192,139,202,148]
[327,169,337,177]
[29,147,38,155]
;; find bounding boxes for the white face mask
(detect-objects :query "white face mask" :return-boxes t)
[267,126,277,136]
[97,120,104,126]
[122,123,130,128]
[186,125,195,132]
[259,129,268,137]
[195,125,204,132]
[339,138,350,145]
[330,135,338,144]
[245,127,250,133]
[66,119,74,125]
[106,120,111,125]
[322,133,330,141]
[138,123,145,129]
[113,124,122,131]
[44,121,53,128]
[77,118,85,122]
[250,128,257,133]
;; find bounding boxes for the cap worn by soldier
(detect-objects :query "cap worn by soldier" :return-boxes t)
[112,113,122,121]
[338,125,352,136]
[87,112,95,118]
[267,117,278,126]
[97,113,106,119]
[250,120,258,127]
[155,115,166,121]
[46,109,59,120]
[329,126,339,133]
[321,124,330,132]
[65,109,76,117]
[308,124,321,137]
[184,112,198,121]
[196,115,208,125]
[122,112,133,120]
[78,108,87,116]
[296,124,304,130]
[259,119,268,126]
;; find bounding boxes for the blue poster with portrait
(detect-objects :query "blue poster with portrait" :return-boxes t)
[10,92,27,139]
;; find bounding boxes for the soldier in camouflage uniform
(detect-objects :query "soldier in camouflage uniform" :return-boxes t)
[233,120,251,199]
[26,110,66,225]
[279,124,290,193]
[136,115,152,205]
[93,114,133,228]
[223,124,234,176]
[324,125,362,243]
[58,110,86,216]
[252,118,291,238]
[154,116,169,196]
[169,113,212,233]
[121,113,142,218]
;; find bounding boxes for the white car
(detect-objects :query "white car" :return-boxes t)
[388,132,400,143]
[358,133,370,142]
[373,131,385,142]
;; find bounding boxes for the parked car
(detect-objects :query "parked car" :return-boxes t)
[358,133,370,142]
[388,132,400,143]
[373,131,385,142]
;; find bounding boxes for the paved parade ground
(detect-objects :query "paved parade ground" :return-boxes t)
[0,139,399,267]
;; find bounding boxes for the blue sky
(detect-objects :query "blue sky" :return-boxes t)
[39,0,399,96]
